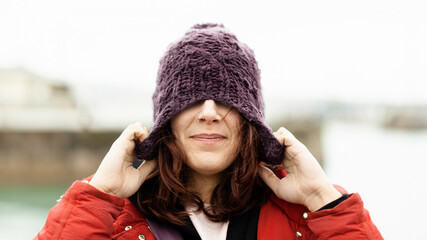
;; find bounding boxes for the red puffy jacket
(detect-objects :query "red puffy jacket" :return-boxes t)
[35,178,383,240]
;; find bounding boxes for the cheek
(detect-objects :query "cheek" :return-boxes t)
[173,132,189,156]
[171,117,192,143]
[229,120,243,149]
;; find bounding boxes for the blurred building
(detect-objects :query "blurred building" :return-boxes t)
[0,67,88,131]
[0,68,114,184]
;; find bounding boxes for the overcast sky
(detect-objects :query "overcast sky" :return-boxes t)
[1,0,426,125]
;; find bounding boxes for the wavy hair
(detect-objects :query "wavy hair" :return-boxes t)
[135,118,269,225]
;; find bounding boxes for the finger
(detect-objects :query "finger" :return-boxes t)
[137,159,157,185]
[112,123,147,157]
[258,165,280,196]
[275,127,301,147]
[119,122,148,142]
[118,123,136,141]
[133,124,149,143]
[273,129,285,146]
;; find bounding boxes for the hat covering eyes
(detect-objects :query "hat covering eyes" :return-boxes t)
[135,23,283,165]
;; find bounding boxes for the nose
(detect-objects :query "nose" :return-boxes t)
[196,100,222,124]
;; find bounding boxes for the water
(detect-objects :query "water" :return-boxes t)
[0,186,69,239]
[0,201,50,239]
[323,121,427,240]
[1,121,426,239]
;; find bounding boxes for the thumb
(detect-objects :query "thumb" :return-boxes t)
[136,159,157,185]
[258,165,280,195]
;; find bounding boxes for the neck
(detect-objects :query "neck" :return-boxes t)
[188,171,222,203]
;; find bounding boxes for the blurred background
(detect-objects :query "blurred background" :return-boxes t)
[1,0,426,239]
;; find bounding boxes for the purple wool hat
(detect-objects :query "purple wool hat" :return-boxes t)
[135,23,283,165]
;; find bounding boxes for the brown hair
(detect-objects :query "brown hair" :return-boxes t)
[135,119,269,225]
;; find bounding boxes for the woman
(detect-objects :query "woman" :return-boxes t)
[36,23,383,240]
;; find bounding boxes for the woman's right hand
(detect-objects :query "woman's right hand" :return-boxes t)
[89,122,157,199]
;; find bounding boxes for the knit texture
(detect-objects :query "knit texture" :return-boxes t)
[135,23,283,165]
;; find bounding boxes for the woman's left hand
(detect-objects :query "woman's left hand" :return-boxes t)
[258,127,341,212]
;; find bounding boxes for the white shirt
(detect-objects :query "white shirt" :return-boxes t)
[185,204,230,240]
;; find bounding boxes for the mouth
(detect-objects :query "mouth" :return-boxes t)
[190,134,227,144]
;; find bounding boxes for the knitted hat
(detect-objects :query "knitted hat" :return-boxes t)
[135,23,283,165]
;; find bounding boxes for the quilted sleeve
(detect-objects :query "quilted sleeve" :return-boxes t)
[34,180,125,240]
[307,193,383,240]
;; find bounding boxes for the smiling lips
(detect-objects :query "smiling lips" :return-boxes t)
[190,134,227,144]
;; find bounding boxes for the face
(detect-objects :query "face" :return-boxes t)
[170,100,242,177]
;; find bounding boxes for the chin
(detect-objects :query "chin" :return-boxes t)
[193,168,224,176]
[186,154,233,176]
